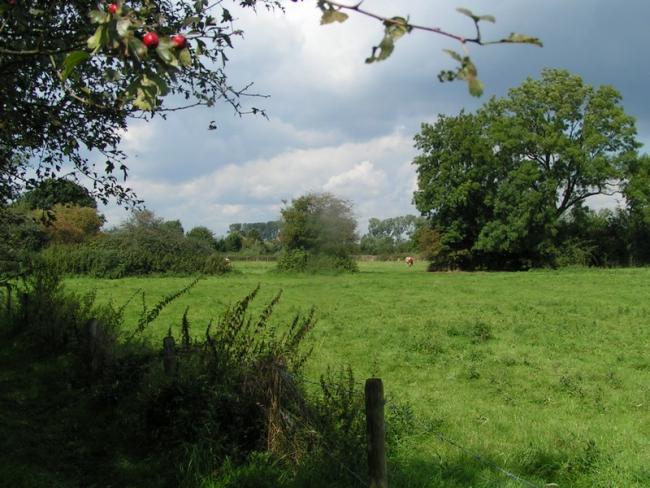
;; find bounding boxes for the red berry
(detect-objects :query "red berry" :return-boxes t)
[8,0,17,5]
[142,32,159,49]
[107,3,118,14]
[171,34,187,49]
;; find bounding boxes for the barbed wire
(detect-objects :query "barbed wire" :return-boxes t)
[428,429,542,488]
[292,371,541,488]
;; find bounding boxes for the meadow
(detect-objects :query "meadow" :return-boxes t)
[64,262,650,487]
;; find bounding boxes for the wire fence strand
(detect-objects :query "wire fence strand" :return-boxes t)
[294,371,541,488]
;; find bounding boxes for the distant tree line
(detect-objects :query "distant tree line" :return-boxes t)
[359,215,424,256]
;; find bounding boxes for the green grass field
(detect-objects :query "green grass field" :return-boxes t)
[64,262,650,487]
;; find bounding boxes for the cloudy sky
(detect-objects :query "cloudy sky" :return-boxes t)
[103,0,650,235]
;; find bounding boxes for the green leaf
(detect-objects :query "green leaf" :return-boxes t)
[443,49,463,62]
[178,48,192,67]
[365,37,394,64]
[61,51,90,81]
[89,9,110,25]
[156,40,179,68]
[478,14,496,23]
[320,9,348,25]
[468,77,484,97]
[128,38,147,59]
[87,25,108,53]
[29,8,45,16]
[116,18,131,38]
[133,90,154,111]
[457,8,495,23]
[384,16,411,39]
[456,7,477,20]
[366,17,411,64]
[502,33,543,47]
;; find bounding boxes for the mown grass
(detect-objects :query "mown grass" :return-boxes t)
[60,262,650,487]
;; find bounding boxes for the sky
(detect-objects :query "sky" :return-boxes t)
[101,0,650,236]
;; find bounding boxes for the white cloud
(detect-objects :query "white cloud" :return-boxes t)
[119,122,155,155]
[323,160,386,197]
[104,127,419,234]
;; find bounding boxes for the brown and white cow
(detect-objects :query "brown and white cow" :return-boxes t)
[405,256,414,267]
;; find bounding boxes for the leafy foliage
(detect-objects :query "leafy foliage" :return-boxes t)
[413,69,644,269]
[0,207,48,283]
[35,204,104,244]
[360,215,424,255]
[0,0,278,205]
[39,209,233,277]
[278,193,358,273]
[16,178,97,209]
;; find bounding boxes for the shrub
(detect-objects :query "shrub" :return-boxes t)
[278,193,358,274]
[276,249,310,272]
[203,253,232,275]
[7,264,97,353]
[277,249,358,274]
[35,204,104,244]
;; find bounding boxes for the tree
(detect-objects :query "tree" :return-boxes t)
[160,219,184,236]
[223,231,243,253]
[360,215,423,254]
[186,225,217,248]
[37,204,104,244]
[413,69,642,269]
[17,178,97,209]
[229,221,281,241]
[278,192,357,271]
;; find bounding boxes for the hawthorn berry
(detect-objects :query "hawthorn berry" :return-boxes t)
[171,34,187,49]
[107,3,118,14]
[142,32,159,49]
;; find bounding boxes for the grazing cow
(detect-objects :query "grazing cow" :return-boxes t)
[405,256,414,267]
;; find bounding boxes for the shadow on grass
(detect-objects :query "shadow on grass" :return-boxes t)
[0,338,174,488]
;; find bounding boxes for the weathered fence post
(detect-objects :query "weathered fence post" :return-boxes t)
[84,318,100,374]
[365,377,387,488]
[163,335,176,375]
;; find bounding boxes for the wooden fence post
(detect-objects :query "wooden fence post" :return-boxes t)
[163,335,176,375]
[365,378,387,488]
[85,318,100,374]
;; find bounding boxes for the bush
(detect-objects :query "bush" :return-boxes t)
[278,193,358,274]
[276,249,310,272]
[277,249,358,274]
[203,253,232,275]
[5,264,97,353]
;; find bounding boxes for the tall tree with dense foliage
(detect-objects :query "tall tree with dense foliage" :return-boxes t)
[278,192,357,272]
[413,69,643,269]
